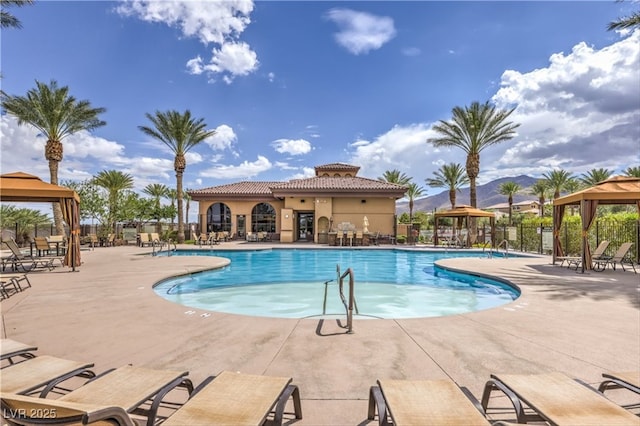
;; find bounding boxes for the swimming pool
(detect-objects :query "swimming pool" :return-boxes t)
[153,249,519,319]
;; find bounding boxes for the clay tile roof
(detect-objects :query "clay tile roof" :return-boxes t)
[270,176,406,192]
[189,181,280,196]
[314,163,360,171]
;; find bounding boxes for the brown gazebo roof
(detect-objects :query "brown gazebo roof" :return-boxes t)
[553,176,640,205]
[0,172,80,202]
[434,205,496,218]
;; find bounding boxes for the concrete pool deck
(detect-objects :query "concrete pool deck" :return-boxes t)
[1,242,639,425]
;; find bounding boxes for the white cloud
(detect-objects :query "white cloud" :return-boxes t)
[286,167,316,180]
[117,0,257,82]
[488,30,640,177]
[200,155,272,179]
[348,123,439,182]
[325,8,396,55]
[204,124,238,152]
[116,0,253,45]
[187,41,259,83]
[271,138,313,156]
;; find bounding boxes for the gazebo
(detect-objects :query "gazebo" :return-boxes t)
[434,205,496,248]
[552,176,640,273]
[0,172,82,271]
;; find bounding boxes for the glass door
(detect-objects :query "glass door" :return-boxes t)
[236,215,246,238]
[297,212,314,241]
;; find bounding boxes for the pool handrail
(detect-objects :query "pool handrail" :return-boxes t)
[336,265,358,334]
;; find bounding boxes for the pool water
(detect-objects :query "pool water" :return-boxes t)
[153,249,519,319]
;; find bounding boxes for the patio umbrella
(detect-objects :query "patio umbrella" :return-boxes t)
[363,216,369,233]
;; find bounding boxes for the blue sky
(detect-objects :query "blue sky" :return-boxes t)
[2,1,639,216]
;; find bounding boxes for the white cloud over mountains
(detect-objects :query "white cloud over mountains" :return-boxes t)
[347,31,640,187]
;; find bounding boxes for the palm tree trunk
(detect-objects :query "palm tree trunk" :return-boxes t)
[49,159,65,235]
[176,172,185,243]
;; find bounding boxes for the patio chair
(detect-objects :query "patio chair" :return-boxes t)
[593,242,636,273]
[47,235,67,255]
[560,240,609,270]
[0,355,96,398]
[2,239,54,272]
[598,371,640,396]
[33,237,65,267]
[150,233,161,244]
[105,233,116,247]
[88,234,99,249]
[162,371,302,426]
[367,378,491,426]
[138,233,151,247]
[355,231,363,246]
[346,230,354,246]
[55,365,193,426]
[0,339,37,366]
[0,393,138,426]
[480,371,640,424]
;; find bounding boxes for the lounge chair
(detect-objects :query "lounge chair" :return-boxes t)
[593,242,636,273]
[0,355,96,397]
[33,237,65,267]
[2,239,54,272]
[480,371,639,424]
[368,378,491,426]
[0,273,30,300]
[162,371,302,426]
[56,365,193,426]
[0,393,138,426]
[559,240,609,270]
[150,233,161,244]
[105,233,116,247]
[0,339,37,366]
[598,371,640,396]
[0,276,21,300]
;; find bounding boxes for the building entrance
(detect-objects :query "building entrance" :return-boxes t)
[297,212,314,241]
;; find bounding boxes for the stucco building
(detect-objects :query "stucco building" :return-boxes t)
[188,163,407,243]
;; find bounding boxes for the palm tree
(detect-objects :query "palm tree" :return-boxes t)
[183,190,192,236]
[563,178,582,215]
[1,0,33,29]
[428,101,519,208]
[542,169,574,199]
[139,110,215,243]
[498,181,521,225]
[624,166,640,177]
[378,169,412,186]
[93,170,134,235]
[405,182,424,244]
[580,168,612,186]
[425,163,469,209]
[1,80,106,235]
[143,183,170,234]
[529,180,549,217]
[608,1,640,31]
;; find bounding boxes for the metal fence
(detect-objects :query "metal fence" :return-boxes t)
[494,220,639,263]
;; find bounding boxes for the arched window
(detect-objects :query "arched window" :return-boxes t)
[251,203,276,233]
[206,203,231,232]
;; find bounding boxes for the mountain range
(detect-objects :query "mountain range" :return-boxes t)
[396,175,540,214]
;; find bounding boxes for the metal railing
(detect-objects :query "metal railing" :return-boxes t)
[322,264,358,334]
[151,238,177,257]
